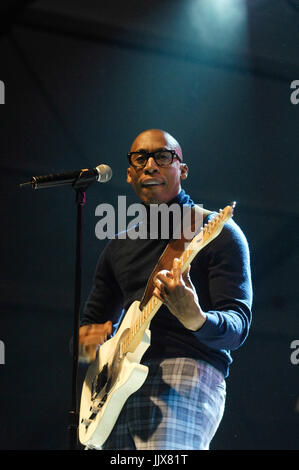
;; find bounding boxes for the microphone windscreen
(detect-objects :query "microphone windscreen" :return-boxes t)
[96,164,113,183]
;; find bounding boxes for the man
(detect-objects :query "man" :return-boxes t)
[79,129,253,450]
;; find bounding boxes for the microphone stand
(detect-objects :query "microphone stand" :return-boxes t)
[68,173,91,450]
[20,167,112,450]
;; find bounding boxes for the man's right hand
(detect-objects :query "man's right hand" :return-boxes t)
[79,321,112,363]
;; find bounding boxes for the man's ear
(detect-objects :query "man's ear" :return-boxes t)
[127,167,132,184]
[180,163,188,180]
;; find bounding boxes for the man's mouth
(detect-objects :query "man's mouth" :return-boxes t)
[141,179,165,187]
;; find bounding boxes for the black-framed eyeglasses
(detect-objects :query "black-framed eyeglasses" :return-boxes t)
[127,149,182,169]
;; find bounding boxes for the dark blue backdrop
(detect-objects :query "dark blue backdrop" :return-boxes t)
[0,0,298,450]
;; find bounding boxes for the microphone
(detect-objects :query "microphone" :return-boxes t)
[19,164,113,190]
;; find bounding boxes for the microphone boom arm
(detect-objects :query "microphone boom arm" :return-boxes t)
[19,165,112,190]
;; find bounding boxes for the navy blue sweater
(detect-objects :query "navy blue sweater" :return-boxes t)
[81,190,253,378]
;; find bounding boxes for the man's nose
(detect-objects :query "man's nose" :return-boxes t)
[144,156,159,174]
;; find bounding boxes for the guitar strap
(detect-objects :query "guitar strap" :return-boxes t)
[139,204,213,310]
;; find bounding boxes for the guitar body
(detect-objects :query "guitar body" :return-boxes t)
[79,300,151,449]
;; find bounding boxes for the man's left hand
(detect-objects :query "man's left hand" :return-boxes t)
[153,258,206,331]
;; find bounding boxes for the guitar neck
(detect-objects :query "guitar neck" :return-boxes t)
[121,203,235,355]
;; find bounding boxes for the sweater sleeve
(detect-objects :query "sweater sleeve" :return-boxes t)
[81,241,124,326]
[192,219,253,351]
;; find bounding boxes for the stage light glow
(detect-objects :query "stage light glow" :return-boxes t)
[188,0,248,50]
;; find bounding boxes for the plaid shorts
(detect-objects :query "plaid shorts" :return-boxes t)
[99,357,226,450]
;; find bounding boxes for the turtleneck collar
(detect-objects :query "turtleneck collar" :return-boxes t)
[143,189,194,211]
[142,189,195,238]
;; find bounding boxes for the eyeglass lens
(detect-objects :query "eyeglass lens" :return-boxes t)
[131,151,173,167]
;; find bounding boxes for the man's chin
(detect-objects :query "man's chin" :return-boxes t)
[140,191,172,205]
[138,185,163,204]
[133,184,180,205]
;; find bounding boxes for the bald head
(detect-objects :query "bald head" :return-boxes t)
[130,129,183,161]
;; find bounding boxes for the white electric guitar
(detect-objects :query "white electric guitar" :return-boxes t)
[79,202,235,449]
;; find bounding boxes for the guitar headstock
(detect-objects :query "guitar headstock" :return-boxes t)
[188,201,236,251]
[202,201,236,241]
